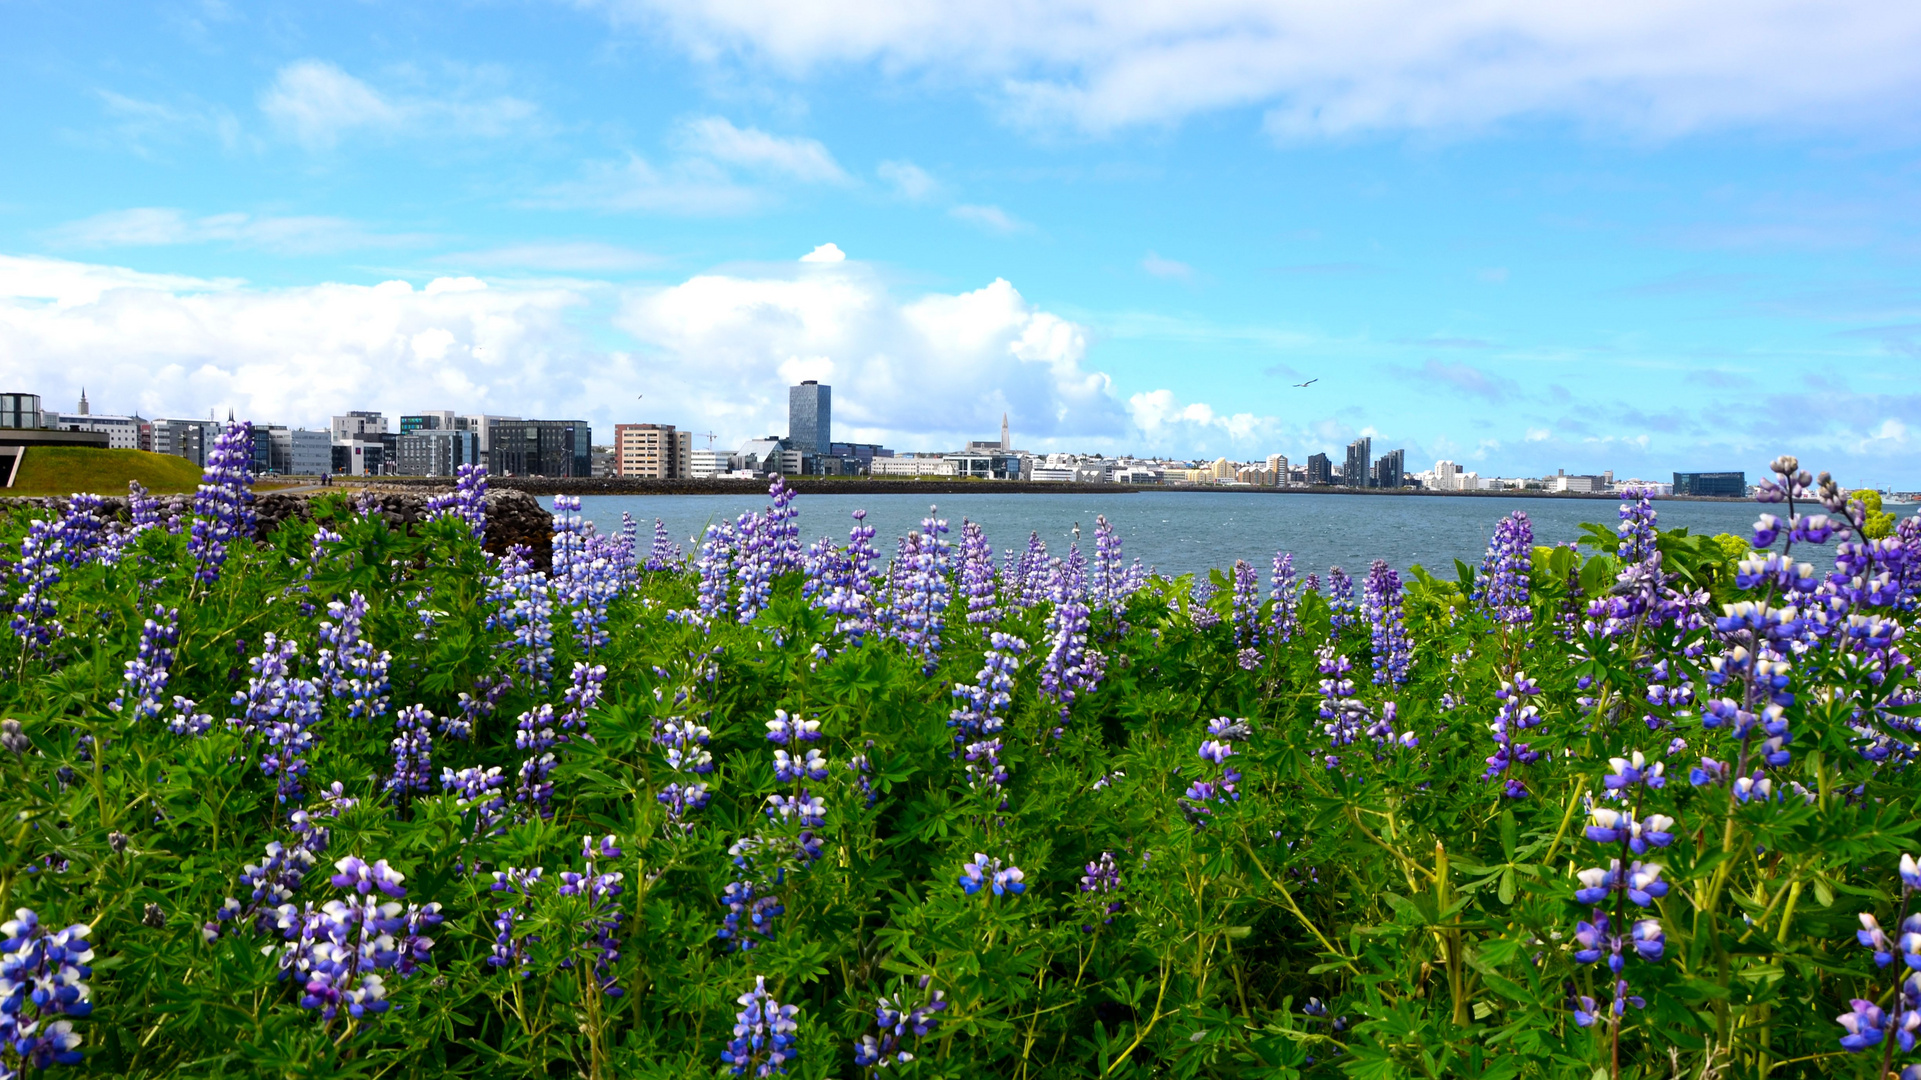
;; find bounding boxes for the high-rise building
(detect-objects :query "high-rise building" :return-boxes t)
[1374,449,1405,490]
[1344,437,1372,488]
[1673,471,1746,497]
[613,423,691,478]
[400,411,460,434]
[1307,452,1333,485]
[1266,454,1289,486]
[262,427,332,475]
[788,381,831,454]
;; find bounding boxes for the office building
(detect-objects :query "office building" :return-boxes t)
[1374,449,1405,490]
[333,411,387,440]
[259,427,332,475]
[457,415,520,469]
[400,411,460,434]
[1307,453,1333,486]
[1345,437,1372,488]
[688,448,731,478]
[945,451,1023,479]
[48,403,143,450]
[613,423,692,479]
[490,420,591,477]
[1673,471,1746,497]
[397,429,482,476]
[152,418,220,466]
[788,381,831,454]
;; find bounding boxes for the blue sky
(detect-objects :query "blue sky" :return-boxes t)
[4,0,1921,484]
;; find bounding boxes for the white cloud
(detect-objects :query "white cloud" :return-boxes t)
[592,0,1921,136]
[679,117,849,183]
[44,208,431,255]
[0,252,1165,452]
[800,243,846,262]
[433,242,664,272]
[527,153,762,214]
[259,60,536,150]
[950,204,1027,233]
[1128,388,1275,445]
[877,160,937,201]
[1141,252,1193,280]
[615,262,1125,445]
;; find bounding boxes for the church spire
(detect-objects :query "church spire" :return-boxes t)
[1000,411,1010,452]
[77,387,89,416]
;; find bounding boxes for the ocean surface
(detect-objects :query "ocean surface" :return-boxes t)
[558,490,1764,581]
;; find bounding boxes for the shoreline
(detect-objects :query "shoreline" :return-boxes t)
[340,475,1749,503]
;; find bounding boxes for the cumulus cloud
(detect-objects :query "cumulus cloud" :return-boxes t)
[44,208,431,255]
[1127,389,1275,445]
[679,117,849,183]
[588,0,1921,136]
[0,251,1277,454]
[950,204,1027,233]
[259,60,536,150]
[799,243,846,262]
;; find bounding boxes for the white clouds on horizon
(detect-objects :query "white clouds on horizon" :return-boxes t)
[44,207,433,255]
[589,0,1921,137]
[0,252,1270,454]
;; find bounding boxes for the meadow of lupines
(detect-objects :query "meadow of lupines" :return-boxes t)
[4,426,1921,1079]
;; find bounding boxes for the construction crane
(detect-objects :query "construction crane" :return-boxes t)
[693,431,720,446]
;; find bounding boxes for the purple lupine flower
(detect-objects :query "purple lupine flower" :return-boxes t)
[1315,644,1367,769]
[889,510,952,673]
[817,510,880,642]
[1361,560,1411,685]
[1091,515,1131,613]
[766,474,802,573]
[1482,672,1543,797]
[1269,552,1300,647]
[187,421,256,586]
[1078,852,1124,932]
[385,705,434,799]
[330,855,407,897]
[207,823,330,940]
[559,662,606,741]
[317,592,392,720]
[448,673,506,742]
[717,872,787,952]
[765,790,827,864]
[114,604,179,720]
[443,765,508,836]
[271,871,442,1026]
[1327,567,1355,633]
[486,866,544,975]
[1038,556,1102,729]
[646,517,682,571]
[454,462,488,537]
[1475,511,1533,625]
[688,520,737,625]
[855,977,949,1073]
[1839,999,1888,1052]
[733,509,775,624]
[958,853,1026,897]
[722,976,800,1077]
[1180,734,1242,825]
[950,632,1027,748]
[558,834,626,997]
[1012,531,1050,610]
[514,704,559,818]
[127,480,161,536]
[485,548,554,688]
[959,520,999,625]
[558,526,621,653]
[1231,559,1263,669]
[0,909,94,1071]
[9,518,67,654]
[54,493,113,567]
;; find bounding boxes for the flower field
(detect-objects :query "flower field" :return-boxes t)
[3,424,1919,1079]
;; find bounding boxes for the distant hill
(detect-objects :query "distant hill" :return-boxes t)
[8,447,206,497]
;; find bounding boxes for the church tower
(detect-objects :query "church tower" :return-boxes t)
[1000,412,1010,451]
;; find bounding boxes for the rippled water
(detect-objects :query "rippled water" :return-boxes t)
[560,490,1762,580]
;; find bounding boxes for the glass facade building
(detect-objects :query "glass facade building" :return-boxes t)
[1673,471,1746,497]
[788,381,831,454]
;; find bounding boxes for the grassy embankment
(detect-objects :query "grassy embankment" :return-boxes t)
[6,447,295,497]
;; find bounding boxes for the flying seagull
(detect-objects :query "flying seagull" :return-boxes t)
[1294,378,1318,388]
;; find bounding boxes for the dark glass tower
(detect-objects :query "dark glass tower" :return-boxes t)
[788,381,831,454]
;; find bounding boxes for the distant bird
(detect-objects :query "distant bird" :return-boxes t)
[1293,378,1318,388]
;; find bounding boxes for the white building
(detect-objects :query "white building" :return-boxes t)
[49,412,141,450]
[871,456,955,477]
[688,448,731,478]
[332,411,387,440]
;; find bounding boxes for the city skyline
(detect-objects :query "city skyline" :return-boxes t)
[4,4,1921,482]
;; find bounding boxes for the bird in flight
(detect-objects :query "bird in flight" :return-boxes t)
[1294,378,1318,388]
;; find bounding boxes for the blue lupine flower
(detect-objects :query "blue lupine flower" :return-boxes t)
[1474,512,1534,625]
[1231,559,1263,669]
[1078,852,1124,932]
[316,592,392,720]
[114,605,179,720]
[958,853,1025,896]
[558,835,626,996]
[1839,999,1888,1052]
[958,519,999,625]
[187,421,256,586]
[0,909,94,1071]
[1269,552,1300,646]
[722,976,800,1077]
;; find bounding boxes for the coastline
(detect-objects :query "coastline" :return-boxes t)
[343,474,1750,502]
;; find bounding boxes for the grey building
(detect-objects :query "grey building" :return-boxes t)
[1307,452,1333,486]
[152,418,220,466]
[1344,437,1372,488]
[1374,448,1405,489]
[788,381,831,454]
[397,429,481,476]
[1674,471,1746,497]
[490,420,591,477]
[266,428,333,475]
[945,452,1024,479]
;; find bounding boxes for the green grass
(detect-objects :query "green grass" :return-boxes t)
[7,447,207,496]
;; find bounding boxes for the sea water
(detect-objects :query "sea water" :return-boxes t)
[561,490,1764,581]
